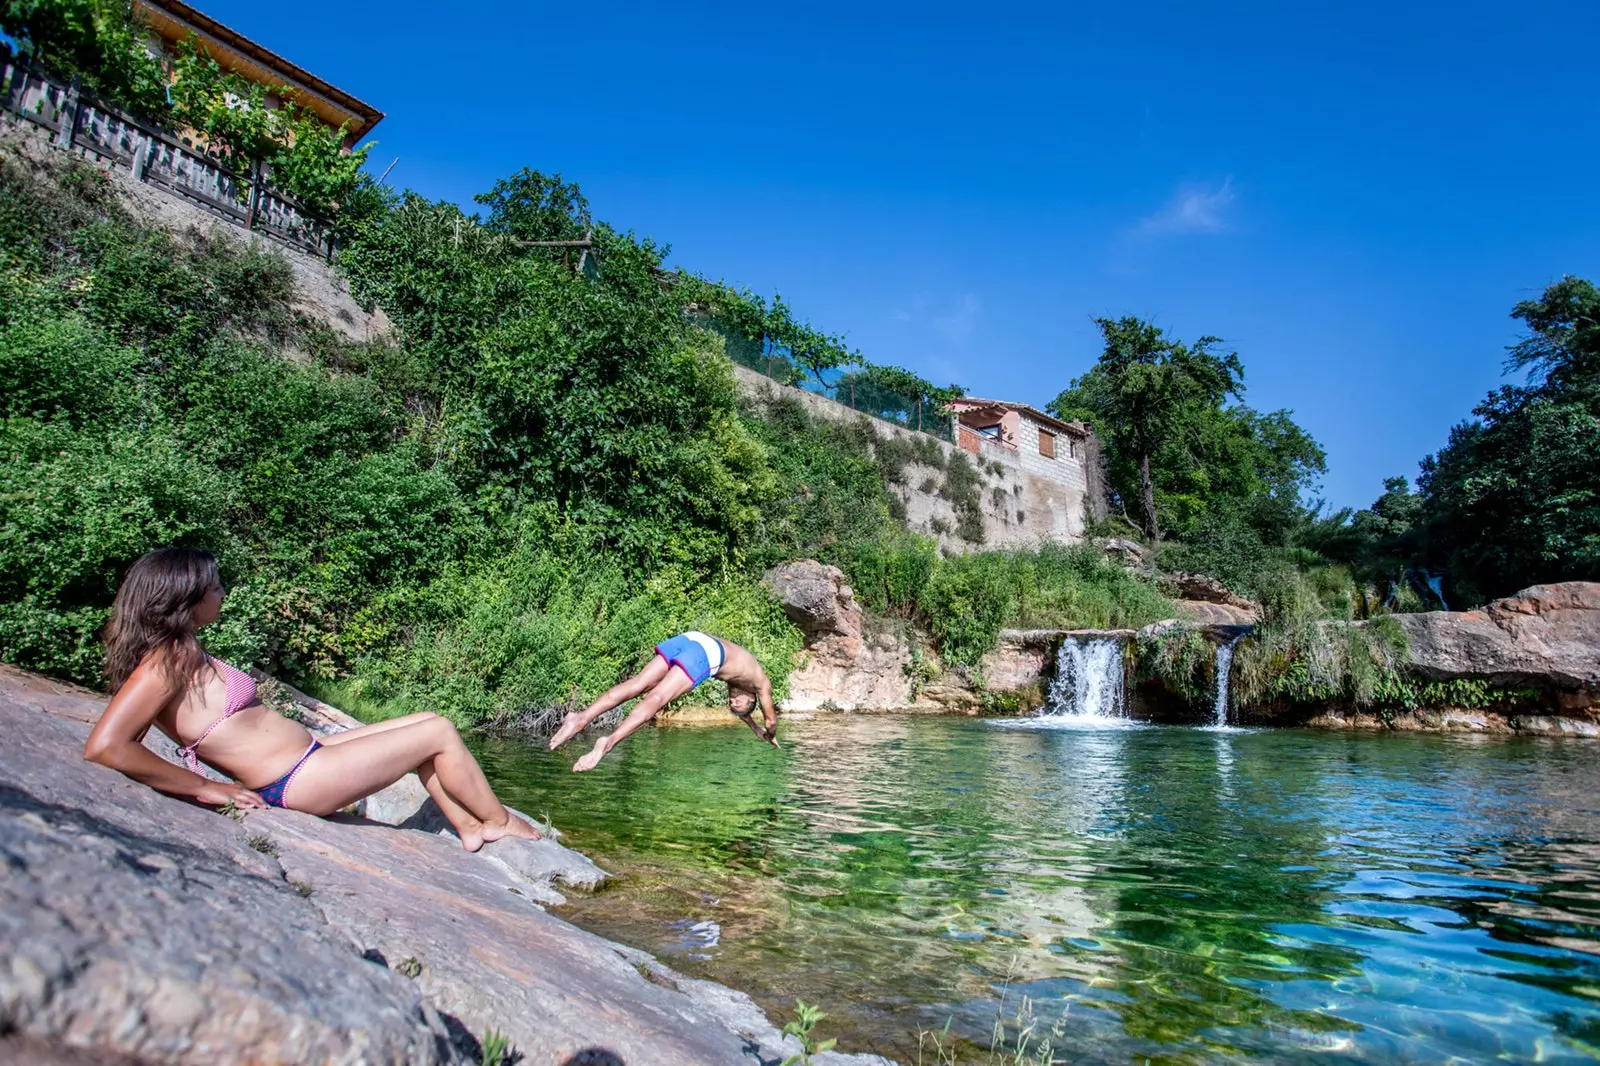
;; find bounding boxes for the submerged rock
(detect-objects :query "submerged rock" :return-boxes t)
[0,666,891,1066]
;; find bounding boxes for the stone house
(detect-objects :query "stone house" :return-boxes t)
[947,397,1103,542]
[132,0,384,144]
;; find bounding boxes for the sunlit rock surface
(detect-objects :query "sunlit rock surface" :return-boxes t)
[0,665,892,1066]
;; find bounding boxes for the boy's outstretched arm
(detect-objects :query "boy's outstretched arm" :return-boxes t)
[756,677,780,747]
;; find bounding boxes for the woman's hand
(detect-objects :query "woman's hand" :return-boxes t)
[195,782,266,810]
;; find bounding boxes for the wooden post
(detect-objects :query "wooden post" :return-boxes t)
[130,130,150,181]
[246,159,262,231]
[55,75,79,148]
[5,51,29,117]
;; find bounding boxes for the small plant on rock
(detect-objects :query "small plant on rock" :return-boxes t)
[781,999,836,1065]
[480,1026,517,1065]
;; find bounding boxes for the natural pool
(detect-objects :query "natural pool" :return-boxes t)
[473,716,1600,1064]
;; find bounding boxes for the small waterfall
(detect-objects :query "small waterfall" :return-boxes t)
[1045,637,1126,719]
[1212,635,1242,727]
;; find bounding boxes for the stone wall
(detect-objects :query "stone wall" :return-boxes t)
[0,119,390,343]
[734,364,1104,553]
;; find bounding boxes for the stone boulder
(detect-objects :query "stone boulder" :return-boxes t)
[1395,582,1600,691]
[1167,572,1256,609]
[762,560,863,648]
[0,667,889,1066]
[1176,600,1258,626]
[763,560,917,710]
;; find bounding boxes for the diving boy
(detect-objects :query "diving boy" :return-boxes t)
[549,632,780,772]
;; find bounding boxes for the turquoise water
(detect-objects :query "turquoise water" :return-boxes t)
[474,717,1600,1063]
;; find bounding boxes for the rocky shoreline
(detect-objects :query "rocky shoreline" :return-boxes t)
[758,562,1600,736]
[0,666,889,1066]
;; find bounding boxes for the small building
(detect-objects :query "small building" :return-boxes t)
[948,397,1104,541]
[132,0,383,144]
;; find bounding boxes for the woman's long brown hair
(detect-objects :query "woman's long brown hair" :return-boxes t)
[103,548,219,692]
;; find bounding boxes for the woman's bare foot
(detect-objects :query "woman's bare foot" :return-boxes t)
[548,712,585,751]
[480,812,543,846]
[573,736,613,772]
[456,817,487,853]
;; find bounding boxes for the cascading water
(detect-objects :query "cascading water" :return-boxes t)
[1045,637,1126,718]
[1212,635,1242,727]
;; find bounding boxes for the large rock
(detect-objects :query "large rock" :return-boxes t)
[0,667,889,1066]
[1395,582,1600,691]
[1176,600,1258,626]
[763,560,863,647]
[0,677,465,1065]
[763,561,917,710]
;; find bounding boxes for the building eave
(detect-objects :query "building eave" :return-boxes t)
[133,0,384,140]
[952,397,1091,438]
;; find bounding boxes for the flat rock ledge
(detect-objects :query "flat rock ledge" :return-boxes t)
[0,665,890,1066]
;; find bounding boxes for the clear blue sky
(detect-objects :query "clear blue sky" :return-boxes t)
[202,0,1599,509]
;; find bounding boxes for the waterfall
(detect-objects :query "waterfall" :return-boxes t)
[1212,635,1242,727]
[1045,637,1126,719]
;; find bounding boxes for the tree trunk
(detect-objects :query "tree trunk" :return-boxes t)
[1139,450,1161,541]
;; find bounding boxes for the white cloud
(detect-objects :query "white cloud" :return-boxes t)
[1136,178,1235,237]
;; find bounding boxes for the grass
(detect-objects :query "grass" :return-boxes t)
[245,834,278,856]
[480,1027,517,1066]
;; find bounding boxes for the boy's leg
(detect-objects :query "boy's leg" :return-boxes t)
[573,668,696,772]
[549,656,671,750]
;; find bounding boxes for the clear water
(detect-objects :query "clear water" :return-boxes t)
[473,717,1600,1064]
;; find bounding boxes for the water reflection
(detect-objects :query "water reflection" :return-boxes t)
[473,721,1600,1063]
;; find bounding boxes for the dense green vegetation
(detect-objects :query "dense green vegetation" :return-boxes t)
[0,145,1171,714]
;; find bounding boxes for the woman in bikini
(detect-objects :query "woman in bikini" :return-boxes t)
[548,631,780,772]
[83,547,541,852]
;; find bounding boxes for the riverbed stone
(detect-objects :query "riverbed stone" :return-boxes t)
[0,666,890,1065]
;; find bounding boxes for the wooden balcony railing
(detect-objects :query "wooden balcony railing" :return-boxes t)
[2,53,335,260]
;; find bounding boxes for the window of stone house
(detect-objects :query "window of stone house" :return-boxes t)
[1039,430,1056,459]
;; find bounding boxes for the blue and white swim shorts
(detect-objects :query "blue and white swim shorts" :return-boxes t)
[655,631,725,688]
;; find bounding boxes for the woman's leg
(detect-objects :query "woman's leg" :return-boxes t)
[286,717,539,851]
[573,668,696,772]
[317,711,441,746]
[548,656,672,750]
[319,716,484,837]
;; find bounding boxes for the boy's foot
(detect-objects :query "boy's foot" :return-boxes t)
[480,812,543,847]
[573,736,613,773]
[548,712,585,751]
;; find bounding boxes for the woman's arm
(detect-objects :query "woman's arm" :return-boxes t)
[83,661,266,809]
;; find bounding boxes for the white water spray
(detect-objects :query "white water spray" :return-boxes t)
[1045,637,1126,719]
[1212,635,1242,727]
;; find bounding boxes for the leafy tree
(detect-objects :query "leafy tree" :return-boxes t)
[475,168,591,244]
[1415,278,1600,600]
[0,0,168,115]
[1050,317,1251,540]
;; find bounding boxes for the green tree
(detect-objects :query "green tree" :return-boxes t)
[1050,316,1246,540]
[1416,278,1600,600]
[1,0,168,114]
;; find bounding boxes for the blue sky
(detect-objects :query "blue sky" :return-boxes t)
[199,0,1599,509]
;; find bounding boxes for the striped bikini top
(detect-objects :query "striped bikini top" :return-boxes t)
[173,658,258,773]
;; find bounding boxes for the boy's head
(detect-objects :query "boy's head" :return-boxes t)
[729,686,757,717]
